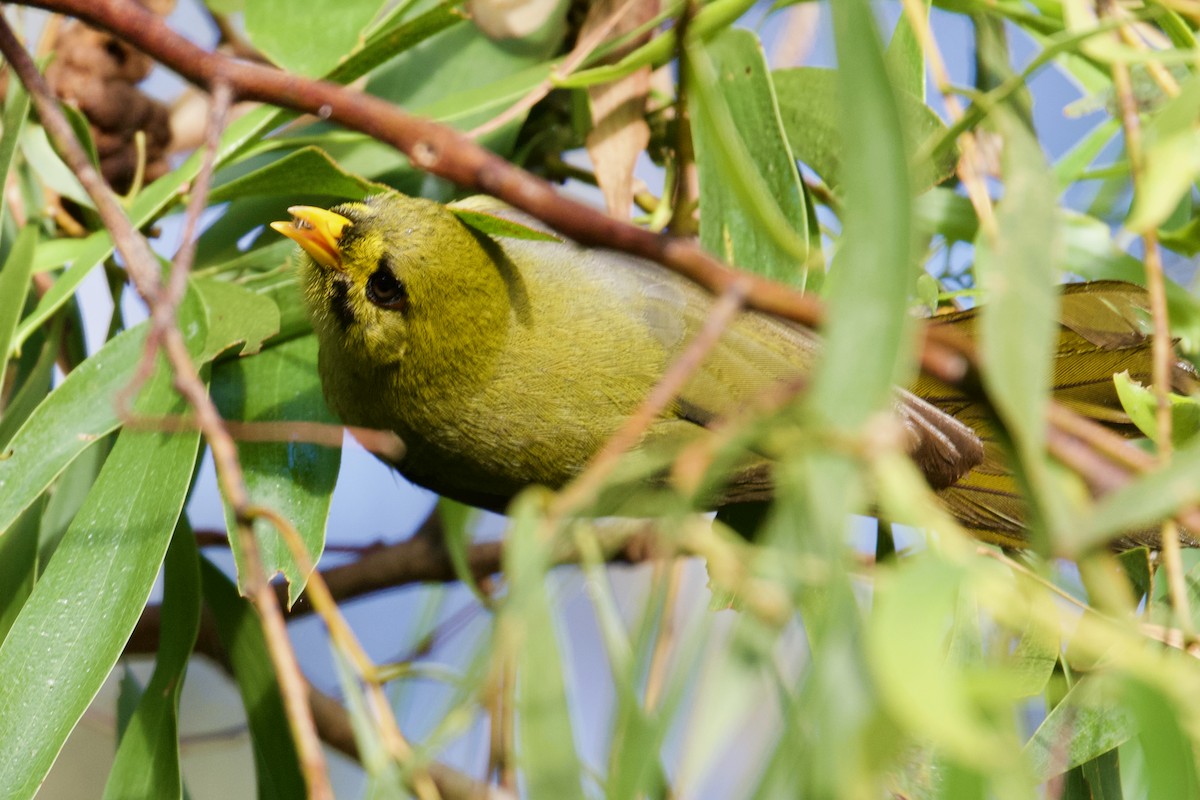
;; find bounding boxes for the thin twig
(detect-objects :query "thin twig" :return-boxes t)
[1108,33,1193,631]
[250,506,443,800]
[0,24,336,799]
[644,560,682,711]
[18,0,827,332]
[898,0,998,238]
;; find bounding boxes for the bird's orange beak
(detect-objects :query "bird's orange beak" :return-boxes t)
[271,206,352,271]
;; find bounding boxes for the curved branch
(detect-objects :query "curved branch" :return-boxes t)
[16,0,824,331]
[16,0,1197,551]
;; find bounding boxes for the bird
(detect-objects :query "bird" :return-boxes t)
[273,192,1194,547]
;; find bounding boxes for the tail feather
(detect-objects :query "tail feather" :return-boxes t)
[913,281,1196,546]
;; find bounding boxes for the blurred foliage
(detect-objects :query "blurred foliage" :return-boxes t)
[4,0,1200,798]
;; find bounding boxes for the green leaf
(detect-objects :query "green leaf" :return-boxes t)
[0,72,31,231]
[330,648,406,798]
[450,208,562,242]
[13,104,286,353]
[773,67,956,194]
[504,493,585,800]
[0,324,145,535]
[207,146,385,205]
[808,7,914,426]
[1004,619,1059,698]
[245,0,387,76]
[0,284,270,539]
[38,436,111,565]
[326,1,464,87]
[0,226,38,388]
[975,105,1062,543]
[1113,371,1200,447]
[693,28,810,287]
[556,0,758,89]
[1125,678,1200,798]
[1077,429,1200,549]
[19,124,93,209]
[200,558,305,800]
[1117,547,1152,600]
[437,498,487,603]
[1026,675,1134,780]
[0,497,42,644]
[868,558,1008,766]
[115,667,144,743]
[103,521,202,800]
[212,335,339,604]
[885,0,929,100]
[193,277,282,358]
[1127,73,1200,232]
[421,64,556,134]
[0,324,204,799]
[1081,748,1124,800]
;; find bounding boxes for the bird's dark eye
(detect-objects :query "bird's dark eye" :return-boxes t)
[366,268,407,311]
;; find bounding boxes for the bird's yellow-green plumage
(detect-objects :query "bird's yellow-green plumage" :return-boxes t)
[274,192,1192,546]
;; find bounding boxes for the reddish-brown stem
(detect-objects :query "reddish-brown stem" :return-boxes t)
[0,22,335,799]
[16,0,825,330]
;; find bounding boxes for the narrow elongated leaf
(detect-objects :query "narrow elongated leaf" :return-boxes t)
[0,333,204,799]
[1127,74,1200,232]
[0,281,273,539]
[0,498,42,645]
[1128,678,1200,797]
[103,521,201,800]
[330,648,406,798]
[504,494,585,800]
[13,106,280,352]
[885,0,929,99]
[0,226,37,387]
[556,0,758,89]
[809,2,914,425]
[20,125,92,209]
[199,558,305,800]
[0,320,60,450]
[1076,432,1200,548]
[437,498,487,603]
[208,146,385,205]
[1025,676,1134,780]
[0,74,31,236]
[773,67,955,193]
[0,324,145,535]
[693,28,810,287]
[975,105,1062,544]
[245,0,387,76]
[1113,371,1200,447]
[868,558,1008,766]
[451,209,561,242]
[212,335,339,603]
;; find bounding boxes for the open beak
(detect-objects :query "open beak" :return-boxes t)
[271,206,352,271]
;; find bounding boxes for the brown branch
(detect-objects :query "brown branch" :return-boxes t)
[124,526,662,798]
[16,0,825,332]
[308,681,518,800]
[0,23,334,799]
[16,0,1200,554]
[129,611,514,800]
[1107,12,1193,628]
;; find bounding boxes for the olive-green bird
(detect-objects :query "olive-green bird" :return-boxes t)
[273,192,1194,547]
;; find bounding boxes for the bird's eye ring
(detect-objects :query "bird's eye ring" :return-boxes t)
[366,269,408,311]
